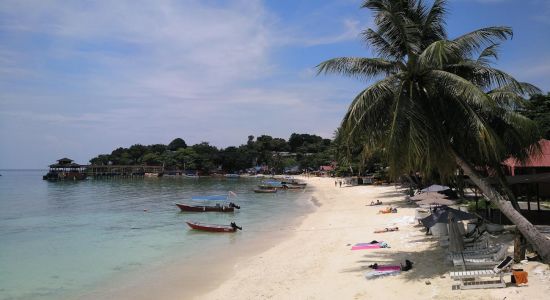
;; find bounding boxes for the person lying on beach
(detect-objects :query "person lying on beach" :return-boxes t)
[369,200,383,206]
[374,227,399,233]
[378,207,397,214]
[367,259,412,271]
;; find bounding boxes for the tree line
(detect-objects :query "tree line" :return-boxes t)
[88,92,546,176]
[89,134,334,174]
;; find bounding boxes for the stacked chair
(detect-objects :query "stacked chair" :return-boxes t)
[449,256,514,289]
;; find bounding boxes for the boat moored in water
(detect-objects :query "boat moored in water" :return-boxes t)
[176,192,240,212]
[175,202,240,212]
[254,187,277,193]
[186,221,242,232]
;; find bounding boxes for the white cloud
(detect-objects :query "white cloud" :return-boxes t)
[0,0,365,168]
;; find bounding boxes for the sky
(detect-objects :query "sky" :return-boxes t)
[1,0,549,169]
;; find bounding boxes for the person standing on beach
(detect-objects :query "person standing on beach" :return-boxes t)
[335,180,337,187]
[339,180,342,188]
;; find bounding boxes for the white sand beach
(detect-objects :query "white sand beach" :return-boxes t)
[198,177,550,300]
[82,177,550,300]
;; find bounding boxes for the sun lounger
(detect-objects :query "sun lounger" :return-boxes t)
[449,256,513,290]
[452,246,507,268]
[448,244,502,263]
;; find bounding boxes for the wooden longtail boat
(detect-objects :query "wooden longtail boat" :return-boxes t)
[282,184,305,190]
[175,202,239,212]
[254,188,277,193]
[176,192,240,212]
[281,181,307,186]
[186,221,242,232]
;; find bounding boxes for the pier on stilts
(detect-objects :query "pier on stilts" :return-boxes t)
[85,165,166,178]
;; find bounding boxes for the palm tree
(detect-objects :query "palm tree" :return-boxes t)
[318,0,550,262]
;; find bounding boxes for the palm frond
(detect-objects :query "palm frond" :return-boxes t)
[421,0,447,45]
[453,26,512,57]
[429,70,495,109]
[477,44,500,65]
[316,57,401,81]
[490,82,542,97]
[362,28,403,60]
[363,0,421,57]
[418,40,461,69]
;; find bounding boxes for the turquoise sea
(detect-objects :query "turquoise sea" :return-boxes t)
[0,170,313,300]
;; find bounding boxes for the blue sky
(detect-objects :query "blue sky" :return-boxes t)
[1,0,549,168]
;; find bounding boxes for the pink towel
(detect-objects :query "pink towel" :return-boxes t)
[351,244,381,250]
[354,241,384,246]
[375,265,401,271]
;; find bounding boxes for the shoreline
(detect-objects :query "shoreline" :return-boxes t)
[198,177,549,300]
[74,183,317,300]
[76,176,550,300]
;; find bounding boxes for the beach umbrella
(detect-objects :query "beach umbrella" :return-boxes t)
[420,184,450,193]
[420,206,476,228]
[417,197,456,206]
[447,212,464,253]
[410,192,449,201]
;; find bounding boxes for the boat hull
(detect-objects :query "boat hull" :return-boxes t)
[186,221,237,232]
[176,203,235,212]
[254,189,277,193]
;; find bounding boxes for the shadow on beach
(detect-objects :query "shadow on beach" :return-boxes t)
[340,244,448,281]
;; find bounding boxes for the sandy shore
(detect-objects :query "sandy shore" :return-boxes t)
[198,177,550,300]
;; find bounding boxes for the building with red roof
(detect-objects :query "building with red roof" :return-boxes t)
[503,139,550,176]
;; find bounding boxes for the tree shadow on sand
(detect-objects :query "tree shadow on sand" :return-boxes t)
[375,189,409,199]
[340,243,452,282]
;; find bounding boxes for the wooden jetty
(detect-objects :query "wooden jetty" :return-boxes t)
[85,165,165,178]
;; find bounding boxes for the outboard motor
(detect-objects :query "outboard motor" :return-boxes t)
[230,222,242,231]
[229,202,241,209]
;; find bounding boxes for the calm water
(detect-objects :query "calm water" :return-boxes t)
[0,170,313,300]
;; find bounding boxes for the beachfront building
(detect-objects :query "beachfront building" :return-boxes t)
[504,139,550,176]
[503,139,550,200]
[43,158,87,181]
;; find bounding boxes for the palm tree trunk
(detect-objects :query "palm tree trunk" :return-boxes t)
[454,154,550,263]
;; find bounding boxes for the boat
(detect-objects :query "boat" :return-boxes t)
[175,202,239,212]
[281,180,307,186]
[186,221,242,232]
[176,193,240,212]
[282,184,305,190]
[254,187,277,193]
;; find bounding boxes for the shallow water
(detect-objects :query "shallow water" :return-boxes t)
[0,170,313,300]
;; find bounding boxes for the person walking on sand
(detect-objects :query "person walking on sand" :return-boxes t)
[339,180,342,188]
[335,180,337,187]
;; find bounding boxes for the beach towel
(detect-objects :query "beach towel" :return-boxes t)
[364,260,413,279]
[512,271,528,286]
[351,241,390,250]
[364,266,401,279]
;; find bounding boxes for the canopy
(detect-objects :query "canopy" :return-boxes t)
[421,206,476,228]
[410,192,448,201]
[191,195,228,201]
[417,197,456,206]
[420,184,450,193]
